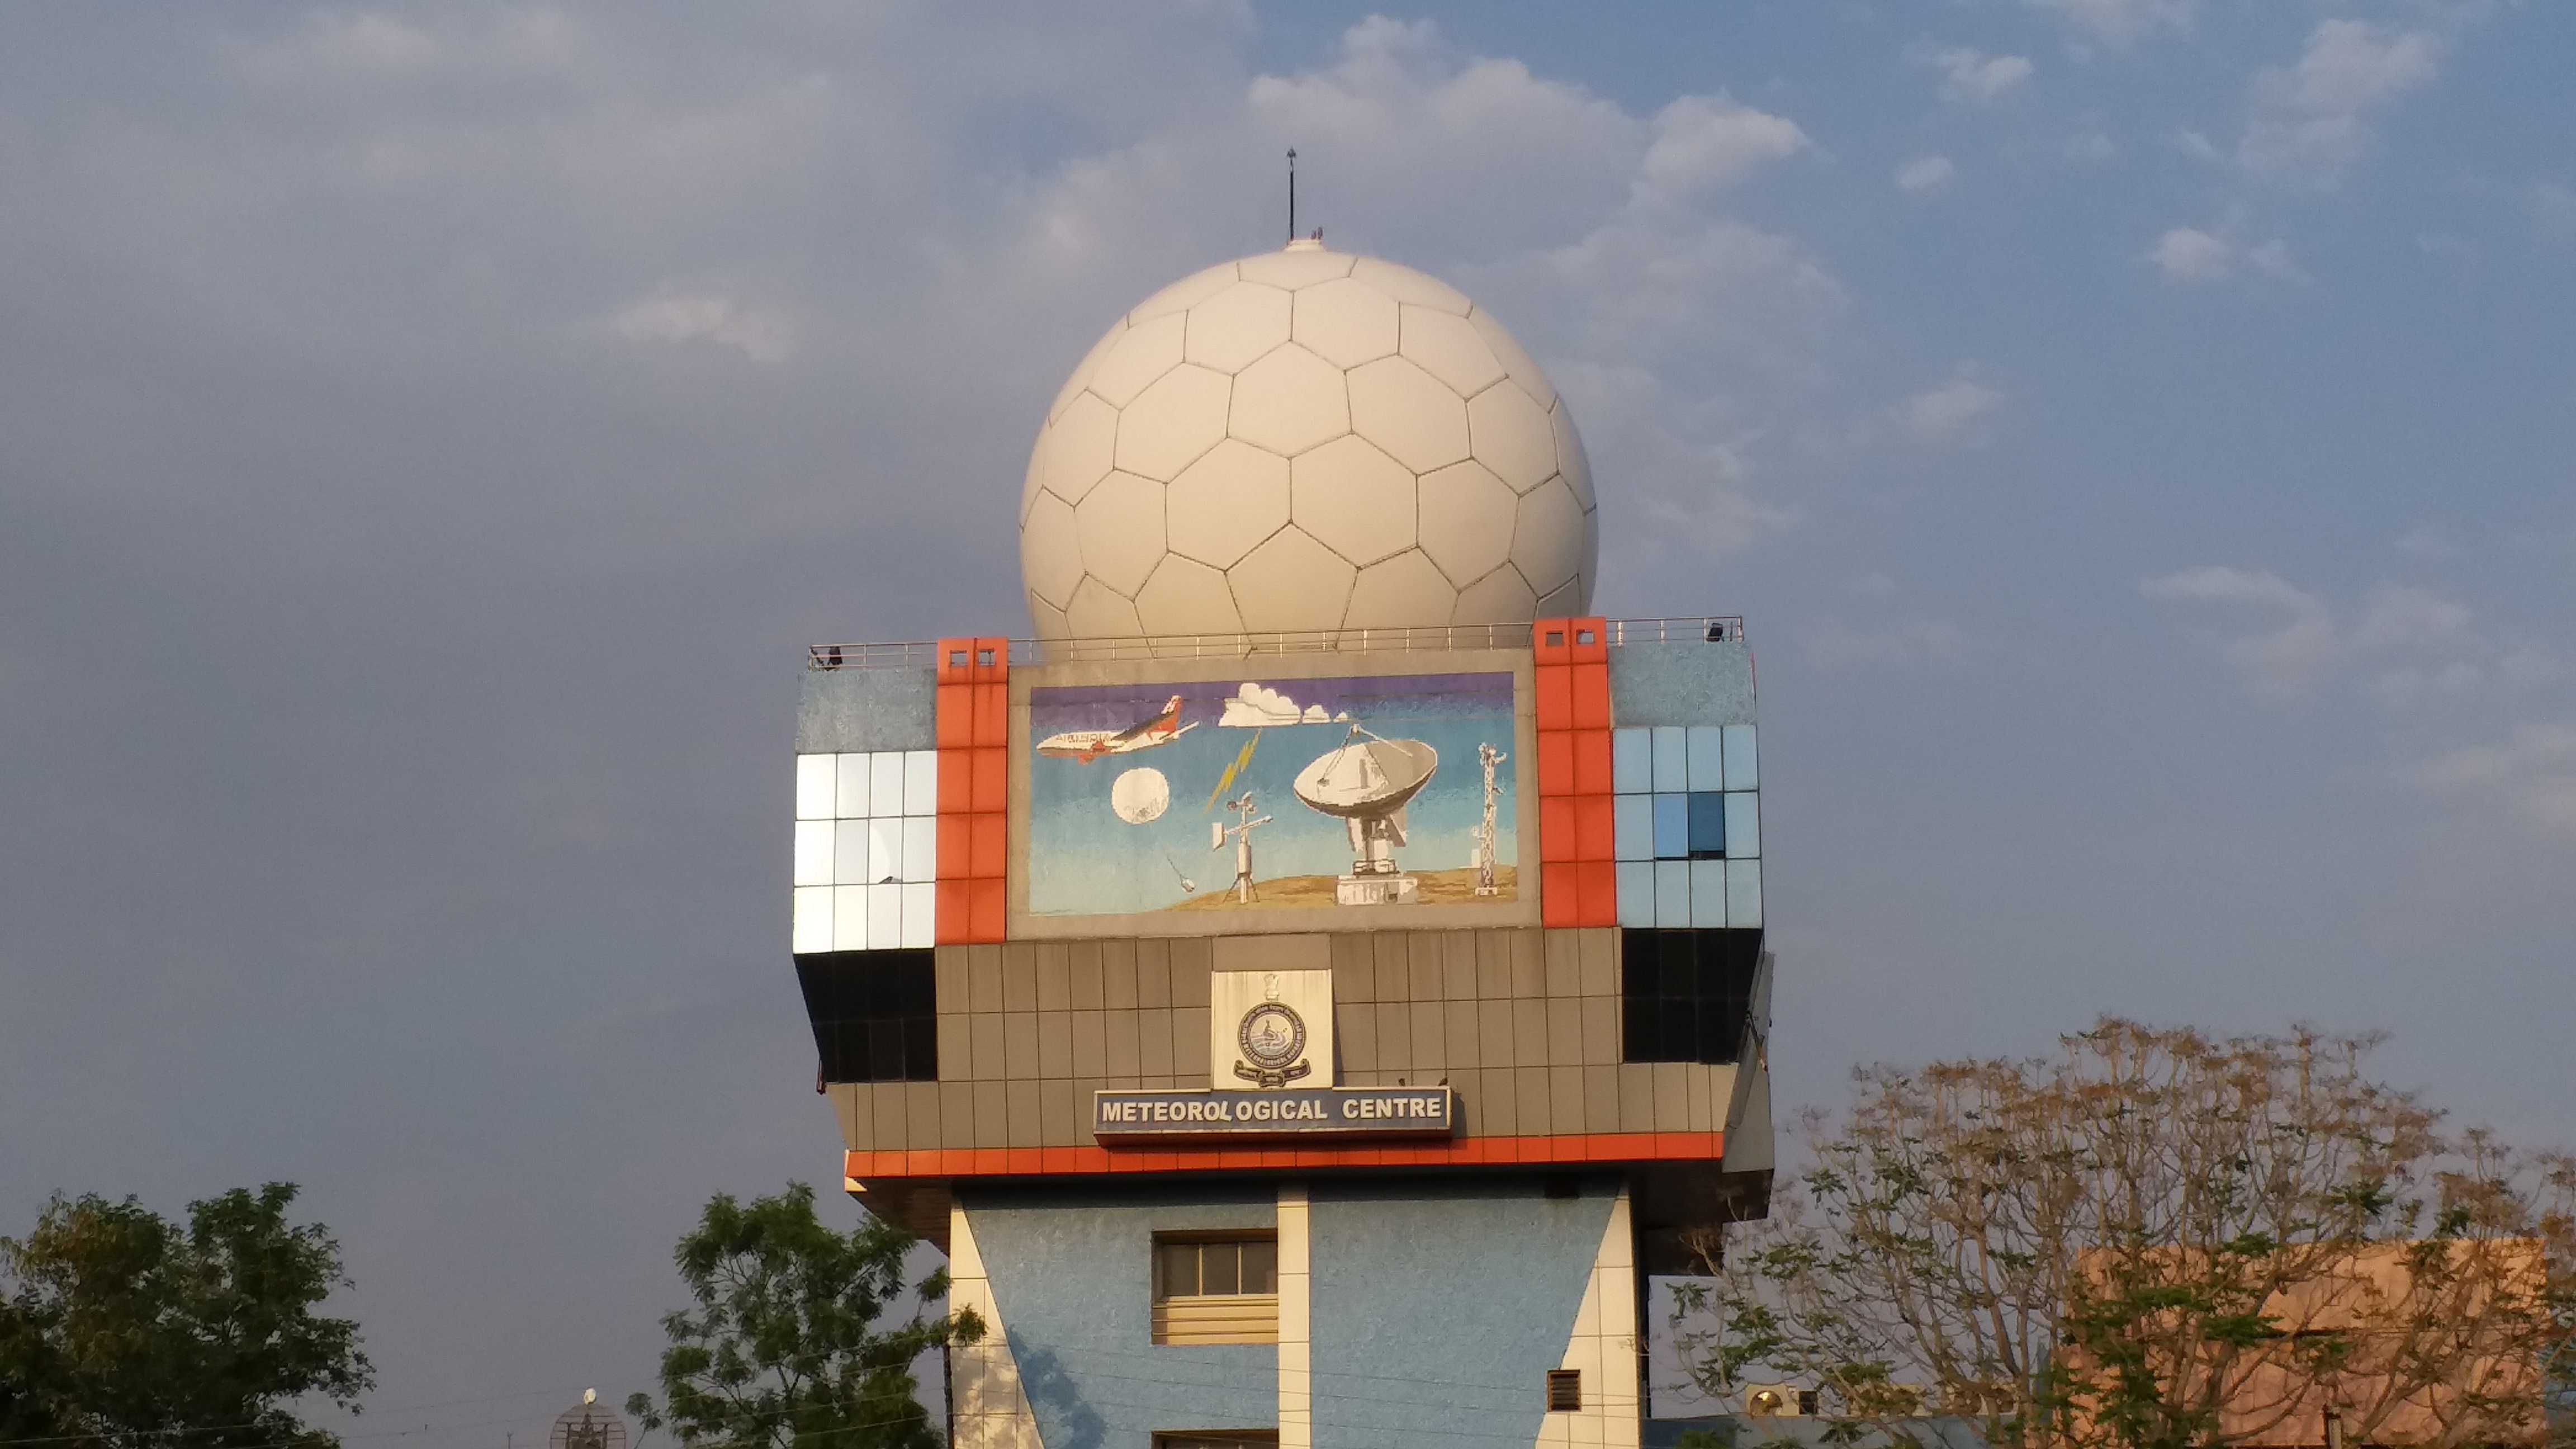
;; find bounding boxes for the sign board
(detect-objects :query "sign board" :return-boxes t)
[1093,1087,1455,1142]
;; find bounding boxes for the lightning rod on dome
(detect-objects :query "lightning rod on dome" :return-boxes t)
[1285,147,1296,243]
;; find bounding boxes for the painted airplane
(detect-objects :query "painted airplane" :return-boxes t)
[1035,695,1199,763]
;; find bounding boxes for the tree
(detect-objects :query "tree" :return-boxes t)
[1673,1019,2575,1449]
[0,1182,373,1448]
[627,1183,983,1449]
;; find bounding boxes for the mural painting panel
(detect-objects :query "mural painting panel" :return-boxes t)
[1026,672,1519,919]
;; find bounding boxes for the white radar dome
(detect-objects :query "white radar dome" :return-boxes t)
[1019,240,1596,641]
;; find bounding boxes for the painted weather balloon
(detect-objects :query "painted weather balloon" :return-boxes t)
[1110,767,1171,825]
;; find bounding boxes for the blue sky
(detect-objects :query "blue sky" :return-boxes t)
[1,0,2570,1437]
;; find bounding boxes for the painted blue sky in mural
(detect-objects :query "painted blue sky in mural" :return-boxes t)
[1027,673,1518,916]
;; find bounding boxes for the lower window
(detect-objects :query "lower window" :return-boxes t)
[1151,1233,1280,1346]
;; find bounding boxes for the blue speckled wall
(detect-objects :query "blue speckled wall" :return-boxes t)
[797,666,938,752]
[1310,1174,1618,1449]
[963,1183,1280,1449]
[1608,641,1755,727]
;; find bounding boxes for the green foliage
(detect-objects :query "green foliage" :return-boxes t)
[626,1183,984,1449]
[1674,1019,2575,1449]
[0,1182,373,1448]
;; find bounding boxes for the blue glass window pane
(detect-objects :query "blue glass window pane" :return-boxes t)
[1650,727,1688,792]
[1653,861,1691,927]
[1651,794,1688,859]
[1686,792,1726,858]
[1614,795,1655,861]
[1616,862,1656,927]
[1723,792,1759,858]
[1686,727,1724,791]
[1612,728,1652,794]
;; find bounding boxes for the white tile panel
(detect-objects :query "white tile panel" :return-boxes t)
[1611,728,1651,795]
[791,886,832,954]
[1616,863,1655,927]
[1689,860,1727,929]
[902,750,939,816]
[831,884,870,952]
[1723,792,1759,859]
[869,752,905,816]
[834,820,873,885]
[794,755,836,821]
[867,883,902,950]
[1685,727,1724,792]
[902,816,939,883]
[792,820,834,887]
[866,817,902,886]
[1725,859,1763,929]
[1654,861,1690,929]
[900,882,936,949]
[1649,727,1687,793]
[1721,724,1758,790]
[834,752,871,818]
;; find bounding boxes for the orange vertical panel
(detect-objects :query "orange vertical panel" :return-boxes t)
[1534,665,1573,732]
[1571,662,1610,730]
[969,879,1006,943]
[1573,795,1616,862]
[1542,862,1581,927]
[970,747,1007,814]
[936,817,972,878]
[972,682,1008,747]
[1538,797,1577,863]
[1569,617,1608,664]
[973,637,1010,684]
[1532,619,1571,665]
[936,756,973,815]
[1536,731,1574,797]
[936,684,974,749]
[969,813,1006,879]
[936,638,976,685]
[1576,861,1618,926]
[1571,730,1614,795]
[934,879,972,944]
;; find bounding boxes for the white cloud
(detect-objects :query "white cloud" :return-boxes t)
[2064,130,2117,163]
[2238,20,2442,183]
[2527,181,2576,241]
[2148,227,2236,282]
[2411,724,2576,837]
[1219,683,1304,728]
[1895,155,1957,196]
[608,291,794,363]
[2024,0,2196,45]
[1636,96,1809,203]
[2148,226,2301,283]
[1801,617,1968,670]
[1896,372,2004,445]
[1914,46,2033,104]
[2142,568,2537,706]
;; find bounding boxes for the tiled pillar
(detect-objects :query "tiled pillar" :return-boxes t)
[1538,1187,1638,1449]
[948,1204,1043,1449]
[1278,1180,1312,1449]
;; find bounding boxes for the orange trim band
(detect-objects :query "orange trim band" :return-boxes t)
[843,1130,1722,1182]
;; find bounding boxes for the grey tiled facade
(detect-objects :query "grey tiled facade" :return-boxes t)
[827,927,1741,1152]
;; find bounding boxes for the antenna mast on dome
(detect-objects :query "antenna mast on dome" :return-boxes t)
[1286,147,1297,243]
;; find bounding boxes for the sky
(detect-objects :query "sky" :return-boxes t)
[2,0,2571,1438]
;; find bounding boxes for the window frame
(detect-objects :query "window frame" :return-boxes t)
[1149,1231,1281,1346]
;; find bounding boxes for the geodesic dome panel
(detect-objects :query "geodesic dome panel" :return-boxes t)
[1020,245,1595,640]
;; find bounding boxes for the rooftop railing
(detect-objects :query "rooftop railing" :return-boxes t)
[805,617,1745,670]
